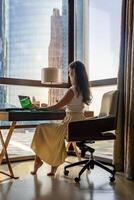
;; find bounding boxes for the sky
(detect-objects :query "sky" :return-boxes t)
[89,0,122,80]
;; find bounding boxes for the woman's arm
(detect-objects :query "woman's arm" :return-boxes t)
[46,88,74,110]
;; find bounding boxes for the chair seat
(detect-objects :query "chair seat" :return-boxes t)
[88,132,116,141]
[76,132,116,142]
[67,116,116,142]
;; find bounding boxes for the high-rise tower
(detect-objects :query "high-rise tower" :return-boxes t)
[48,0,68,105]
[48,8,64,105]
[48,8,63,69]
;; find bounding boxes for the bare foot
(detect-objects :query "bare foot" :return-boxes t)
[31,159,43,175]
[47,166,58,176]
[47,172,55,176]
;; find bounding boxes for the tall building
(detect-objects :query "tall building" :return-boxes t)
[48,8,64,105]
[48,9,63,68]
[48,1,68,105]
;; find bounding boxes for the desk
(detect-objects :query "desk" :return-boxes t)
[0,109,65,179]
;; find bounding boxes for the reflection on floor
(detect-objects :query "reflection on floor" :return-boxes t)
[0,157,134,200]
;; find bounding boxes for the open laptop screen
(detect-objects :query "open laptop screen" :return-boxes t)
[18,95,32,109]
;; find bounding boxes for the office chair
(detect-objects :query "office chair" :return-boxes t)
[66,111,94,161]
[64,90,118,183]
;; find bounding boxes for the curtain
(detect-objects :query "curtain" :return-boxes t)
[114,0,134,180]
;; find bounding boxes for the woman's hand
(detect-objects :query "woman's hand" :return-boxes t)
[41,103,48,108]
[31,102,40,109]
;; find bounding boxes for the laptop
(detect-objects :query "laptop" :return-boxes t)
[18,95,32,109]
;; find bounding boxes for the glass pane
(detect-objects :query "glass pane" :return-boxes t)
[3,0,68,82]
[89,85,117,116]
[89,0,122,80]
[74,0,90,83]
[74,0,89,69]
[74,0,121,159]
[88,140,114,159]
[0,128,35,158]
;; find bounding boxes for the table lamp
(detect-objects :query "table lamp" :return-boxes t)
[41,67,62,84]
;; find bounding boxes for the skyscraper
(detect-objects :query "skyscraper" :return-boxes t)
[48,1,68,105]
[48,9,63,68]
[48,8,64,105]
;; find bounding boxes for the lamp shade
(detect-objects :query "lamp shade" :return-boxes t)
[41,67,62,84]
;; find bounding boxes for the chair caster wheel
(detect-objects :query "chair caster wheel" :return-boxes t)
[74,177,80,183]
[89,161,94,169]
[64,170,69,176]
[110,177,115,182]
[90,164,94,169]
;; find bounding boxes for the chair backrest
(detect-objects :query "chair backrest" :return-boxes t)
[99,90,118,118]
[67,90,119,142]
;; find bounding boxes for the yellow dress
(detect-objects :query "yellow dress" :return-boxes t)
[31,86,85,166]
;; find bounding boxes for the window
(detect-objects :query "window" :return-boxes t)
[89,0,122,159]
[0,0,68,158]
[4,0,68,82]
[74,0,122,159]
[1,0,68,106]
[0,0,122,160]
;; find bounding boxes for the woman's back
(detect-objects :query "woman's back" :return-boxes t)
[66,86,84,113]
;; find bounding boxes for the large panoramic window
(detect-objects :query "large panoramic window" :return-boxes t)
[0,0,122,160]
[4,0,68,81]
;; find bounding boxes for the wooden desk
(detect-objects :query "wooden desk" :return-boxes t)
[0,109,65,179]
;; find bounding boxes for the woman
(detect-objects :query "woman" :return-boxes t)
[31,60,92,176]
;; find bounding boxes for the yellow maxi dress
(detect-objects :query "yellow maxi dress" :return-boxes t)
[31,86,85,166]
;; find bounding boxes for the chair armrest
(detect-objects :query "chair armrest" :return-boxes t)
[67,116,116,141]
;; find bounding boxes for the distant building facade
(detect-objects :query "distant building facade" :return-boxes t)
[48,1,68,105]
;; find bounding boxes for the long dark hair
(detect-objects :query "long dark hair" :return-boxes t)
[69,61,92,105]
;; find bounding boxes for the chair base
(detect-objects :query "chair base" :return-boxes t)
[64,158,116,183]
